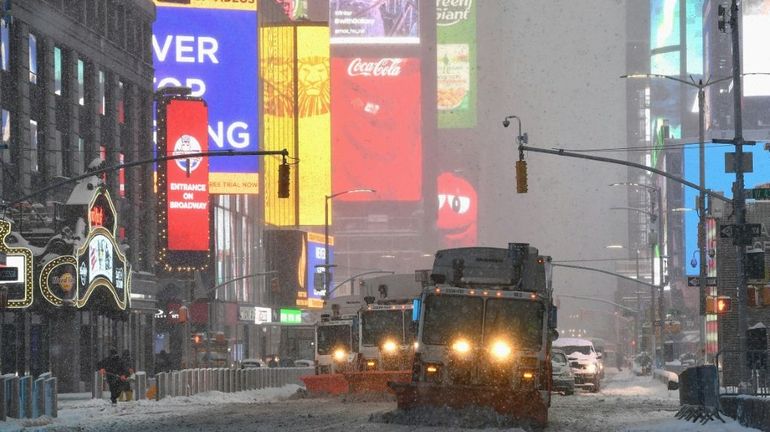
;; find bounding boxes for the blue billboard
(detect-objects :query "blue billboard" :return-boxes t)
[683,143,770,275]
[153,6,259,194]
[306,233,333,299]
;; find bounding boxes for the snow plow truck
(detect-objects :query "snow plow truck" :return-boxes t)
[301,274,422,395]
[389,244,558,428]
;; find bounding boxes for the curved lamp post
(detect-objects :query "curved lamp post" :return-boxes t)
[323,189,375,300]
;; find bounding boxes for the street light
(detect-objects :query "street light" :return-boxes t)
[610,182,663,366]
[323,189,376,301]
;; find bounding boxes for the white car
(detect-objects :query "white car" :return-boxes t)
[553,337,601,392]
[240,358,266,369]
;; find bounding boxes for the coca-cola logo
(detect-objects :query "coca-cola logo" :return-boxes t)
[347,58,403,77]
[437,0,473,27]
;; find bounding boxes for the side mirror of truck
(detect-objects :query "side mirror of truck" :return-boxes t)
[412,298,421,322]
[548,305,558,330]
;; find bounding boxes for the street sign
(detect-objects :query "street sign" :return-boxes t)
[687,276,717,287]
[745,188,770,200]
[720,224,761,239]
[0,267,18,281]
[725,152,753,173]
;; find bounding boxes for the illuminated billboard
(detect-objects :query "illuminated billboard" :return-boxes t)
[437,0,476,128]
[306,232,333,299]
[743,0,770,97]
[330,0,420,44]
[153,5,259,194]
[683,142,769,275]
[166,99,210,251]
[331,57,422,201]
[437,172,477,247]
[261,24,331,226]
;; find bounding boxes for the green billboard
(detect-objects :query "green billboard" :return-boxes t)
[437,0,477,129]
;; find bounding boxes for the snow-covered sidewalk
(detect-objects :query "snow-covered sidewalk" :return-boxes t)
[0,384,301,432]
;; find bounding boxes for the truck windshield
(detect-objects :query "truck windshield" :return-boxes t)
[361,309,404,346]
[422,294,483,345]
[317,324,352,355]
[484,298,544,351]
[557,345,592,356]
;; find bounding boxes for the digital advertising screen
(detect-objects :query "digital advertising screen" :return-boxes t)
[165,99,210,252]
[331,57,422,202]
[330,0,420,44]
[306,232,333,299]
[743,0,770,97]
[683,142,770,275]
[153,4,259,194]
[437,172,477,248]
[437,0,476,129]
[261,25,331,227]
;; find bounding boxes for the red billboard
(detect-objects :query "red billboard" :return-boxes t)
[437,172,477,247]
[331,57,422,201]
[166,99,210,251]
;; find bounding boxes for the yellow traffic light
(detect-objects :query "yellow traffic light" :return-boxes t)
[516,160,528,193]
[278,162,290,198]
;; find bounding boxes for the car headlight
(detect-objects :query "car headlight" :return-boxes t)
[382,339,398,354]
[333,349,347,362]
[586,363,597,374]
[451,339,471,355]
[489,340,512,361]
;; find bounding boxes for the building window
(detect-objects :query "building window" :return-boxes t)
[1,18,9,71]
[1,109,10,162]
[29,33,38,84]
[54,47,62,95]
[98,70,105,115]
[76,136,84,174]
[77,59,85,105]
[29,120,39,172]
[117,81,125,124]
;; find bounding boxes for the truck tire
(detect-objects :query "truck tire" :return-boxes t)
[590,377,600,393]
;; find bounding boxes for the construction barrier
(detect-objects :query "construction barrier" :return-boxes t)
[152,367,312,400]
[0,372,57,421]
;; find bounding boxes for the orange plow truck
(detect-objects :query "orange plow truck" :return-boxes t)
[301,275,423,395]
[389,244,559,429]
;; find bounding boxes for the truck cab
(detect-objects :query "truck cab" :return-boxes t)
[314,296,362,374]
[358,302,416,371]
[391,244,557,428]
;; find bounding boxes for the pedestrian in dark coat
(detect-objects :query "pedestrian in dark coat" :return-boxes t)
[97,348,129,404]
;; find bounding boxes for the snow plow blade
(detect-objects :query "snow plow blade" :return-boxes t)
[388,382,548,427]
[301,371,411,395]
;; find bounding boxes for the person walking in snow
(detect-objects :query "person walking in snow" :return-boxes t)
[97,348,130,404]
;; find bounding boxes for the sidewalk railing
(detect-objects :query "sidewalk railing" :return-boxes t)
[0,372,57,421]
[152,367,312,400]
[91,367,312,401]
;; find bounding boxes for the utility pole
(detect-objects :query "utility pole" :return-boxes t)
[726,0,750,388]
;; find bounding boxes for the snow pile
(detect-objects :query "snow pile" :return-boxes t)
[0,384,300,432]
[371,405,531,430]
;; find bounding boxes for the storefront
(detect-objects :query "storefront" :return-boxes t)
[0,186,155,392]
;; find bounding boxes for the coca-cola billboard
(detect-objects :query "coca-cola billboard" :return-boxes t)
[330,0,420,45]
[332,57,422,201]
[347,58,403,77]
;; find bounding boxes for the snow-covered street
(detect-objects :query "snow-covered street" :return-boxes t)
[0,369,760,432]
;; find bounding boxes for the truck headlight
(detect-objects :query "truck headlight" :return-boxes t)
[382,339,398,354]
[586,363,597,374]
[489,340,512,361]
[333,349,347,362]
[451,339,471,355]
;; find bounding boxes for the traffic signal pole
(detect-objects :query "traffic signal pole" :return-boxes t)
[727,0,750,388]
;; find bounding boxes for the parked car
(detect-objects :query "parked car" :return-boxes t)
[551,349,575,395]
[240,358,266,369]
[294,359,314,368]
[553,337,602,392]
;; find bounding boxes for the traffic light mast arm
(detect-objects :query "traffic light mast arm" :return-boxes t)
[517,144,730,204]
[3,149,290,209]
